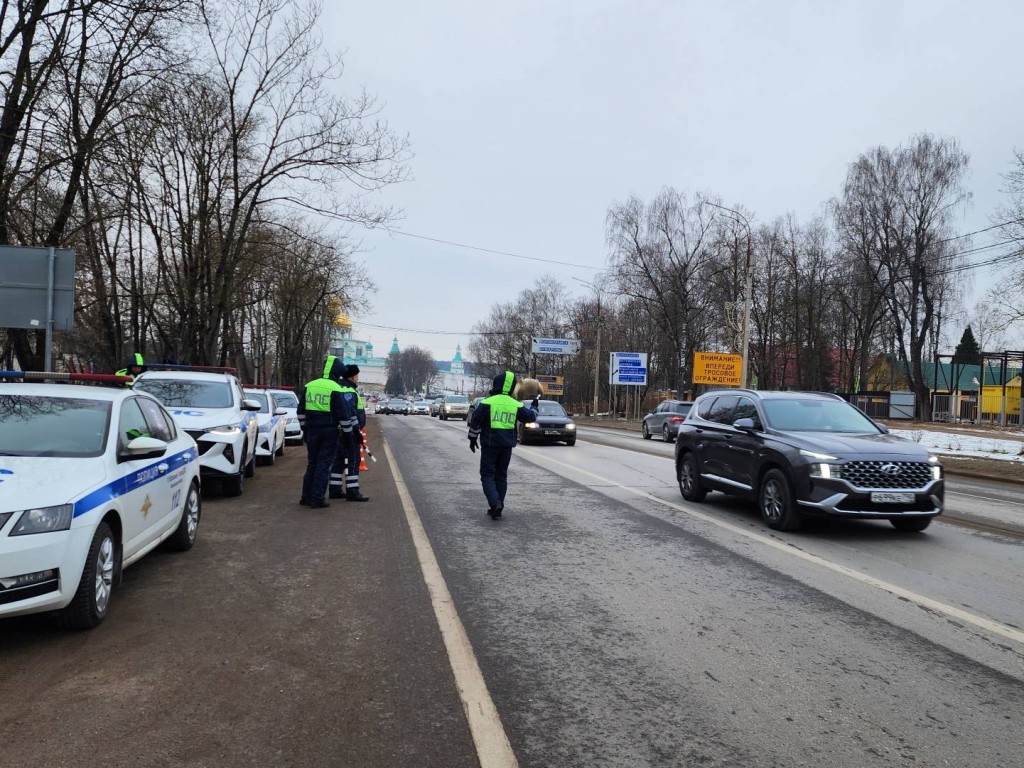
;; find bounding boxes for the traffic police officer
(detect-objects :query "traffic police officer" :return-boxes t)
[298,355,353,509]
[329,364,369,501]
[467,370,538,518]
[115,353,146,385]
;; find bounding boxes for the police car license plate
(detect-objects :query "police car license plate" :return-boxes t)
[871,492,913,503]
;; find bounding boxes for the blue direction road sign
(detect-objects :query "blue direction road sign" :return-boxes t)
[609,352,649,385]
[531,337,582,355]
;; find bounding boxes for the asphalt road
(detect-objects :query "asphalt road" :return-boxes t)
[2,416,1023,767]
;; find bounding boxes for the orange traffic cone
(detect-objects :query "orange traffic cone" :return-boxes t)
[359,428,369,471]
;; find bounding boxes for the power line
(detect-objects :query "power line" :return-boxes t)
[383,229,604,270]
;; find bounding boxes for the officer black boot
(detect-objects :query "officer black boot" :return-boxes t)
[346,491,370,502]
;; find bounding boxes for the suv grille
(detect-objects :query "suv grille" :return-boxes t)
[185,430,214,455]
[841,461,933,489]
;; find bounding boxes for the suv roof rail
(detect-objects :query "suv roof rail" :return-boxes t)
[0,370,131,386]
[245,384,295,390]
[144,363,237,374]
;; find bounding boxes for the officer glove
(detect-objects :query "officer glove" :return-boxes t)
[530,397,539,410]
[469,437,478,453]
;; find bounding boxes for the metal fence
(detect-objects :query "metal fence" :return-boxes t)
[837,391,916,420]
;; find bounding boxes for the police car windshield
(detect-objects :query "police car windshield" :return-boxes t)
[271,391,298,408]
[0,395,111,457]
[134,379,232,408]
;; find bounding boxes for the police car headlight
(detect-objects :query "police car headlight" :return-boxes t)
[206,424,241,435]
[287,417,298,425]
[258,423,271,433]
[10,504,74,536]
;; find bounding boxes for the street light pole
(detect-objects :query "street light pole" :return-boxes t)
[706,202,753,389]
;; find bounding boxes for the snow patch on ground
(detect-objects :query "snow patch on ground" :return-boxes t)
[890,429,1024,463]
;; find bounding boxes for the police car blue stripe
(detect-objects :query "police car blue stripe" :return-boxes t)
[72,448,196,519]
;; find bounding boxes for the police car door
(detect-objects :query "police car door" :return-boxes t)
[117,398,173,557]
[136,396,187,534]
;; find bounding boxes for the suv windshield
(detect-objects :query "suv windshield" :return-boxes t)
[762,399,879,433]
[446,395,469,404]
[0,395,111,457]
[134,379,233,408]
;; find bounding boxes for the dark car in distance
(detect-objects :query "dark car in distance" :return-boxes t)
[642,399,694,442]
[674,390,943,532]
[516,399,576,446]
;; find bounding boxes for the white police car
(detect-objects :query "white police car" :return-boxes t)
[132,368,259,496]
[0,374,201,629]
[243,388,288,465]
[268,387,303,444]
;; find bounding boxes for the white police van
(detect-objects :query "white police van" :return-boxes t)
[0,373,202,628]
[268,387,303,444]
[133,368,259,496]
[243,387,288,465]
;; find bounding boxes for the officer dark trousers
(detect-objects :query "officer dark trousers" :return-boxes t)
[479,443,513,510]
[329,440,348,498]
[345,435,366,500]
[301,425,339,505]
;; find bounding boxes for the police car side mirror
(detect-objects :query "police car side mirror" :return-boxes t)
[119,436,168,462]
[273,407,288,416]
[242,398,262,411]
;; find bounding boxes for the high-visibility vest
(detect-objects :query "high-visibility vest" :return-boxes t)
[483,393,520,430]
[305,377,342,413]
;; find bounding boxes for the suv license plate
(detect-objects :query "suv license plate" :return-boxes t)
[871,492,913,503]
[544,430,561,436]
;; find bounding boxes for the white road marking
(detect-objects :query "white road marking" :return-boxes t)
[520,448,1024,649]
[382,436,518,768]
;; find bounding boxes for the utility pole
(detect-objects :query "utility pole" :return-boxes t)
[574,274,606,416]
[593,294,601,416]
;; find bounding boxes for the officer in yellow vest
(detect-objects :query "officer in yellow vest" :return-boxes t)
[115,352,146,386]
[467,370,538,519]
[297,355,354,508]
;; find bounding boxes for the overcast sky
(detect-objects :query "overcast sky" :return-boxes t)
[321,0,1024,361]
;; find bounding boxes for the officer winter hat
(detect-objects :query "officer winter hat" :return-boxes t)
[344,364,360,378]
[491,370,517,395]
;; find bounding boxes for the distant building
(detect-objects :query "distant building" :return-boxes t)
[327,315,389,390]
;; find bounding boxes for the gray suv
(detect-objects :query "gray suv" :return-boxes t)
[439,394,470,420]
[674,390,944,532]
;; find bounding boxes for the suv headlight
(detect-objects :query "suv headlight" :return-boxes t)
[10,504,74,535]
[928,454,942,479]
[206,424,241,435]
[801,449,840,479]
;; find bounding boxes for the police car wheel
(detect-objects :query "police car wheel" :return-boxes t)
[275,438,285,457]
[244,452,256,478]
[223,469,244,496]
[57,522,117,629]
[166,481,201,551]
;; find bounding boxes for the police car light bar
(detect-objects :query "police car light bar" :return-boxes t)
[144,363,237,374]
[0,370,132,384]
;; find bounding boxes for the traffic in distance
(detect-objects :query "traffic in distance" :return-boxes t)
[1,366,949,632]
[0,367,310,628]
